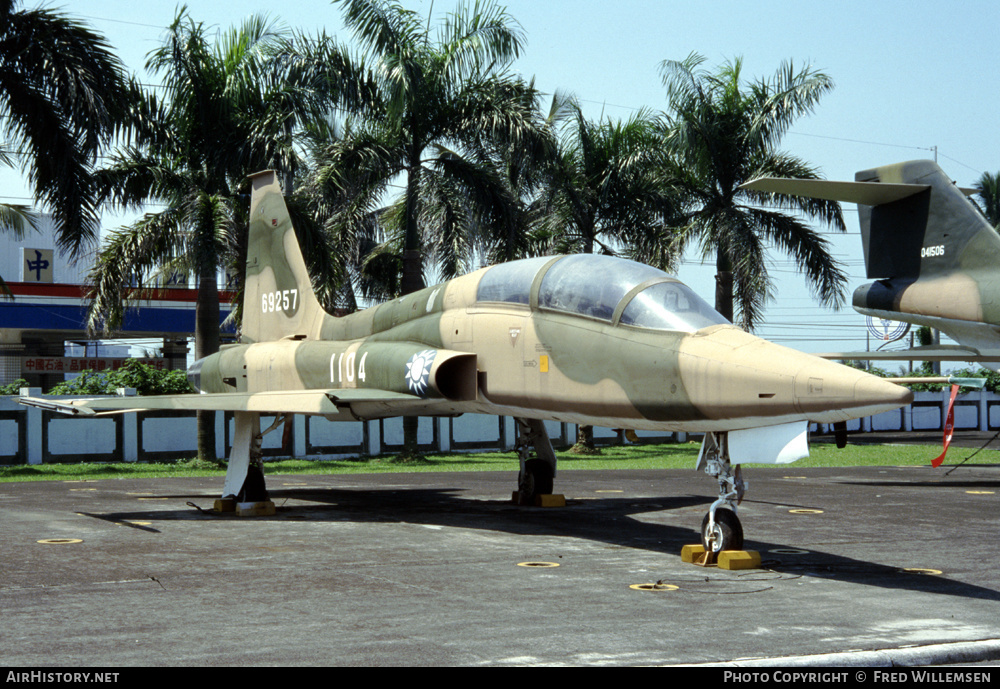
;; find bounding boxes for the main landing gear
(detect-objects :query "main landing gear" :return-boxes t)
[219,411,289,513]
[514,417,557,506]
[696,431,745,553]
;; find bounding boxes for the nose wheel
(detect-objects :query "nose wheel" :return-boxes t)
[701,507,743,553]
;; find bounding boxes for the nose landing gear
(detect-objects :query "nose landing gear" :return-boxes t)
[696,431,745,553]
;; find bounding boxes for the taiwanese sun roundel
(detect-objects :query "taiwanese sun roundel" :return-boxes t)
[405,349,436,396]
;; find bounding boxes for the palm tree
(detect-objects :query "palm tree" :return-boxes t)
[0,0,131,279]
[654,53,847,331]
[479,91,577,266]
[87,11,351,460]
[536,102,680,452]
[307,0,548,456]
[973,171,1000,230]
[538,103,677,255]
[312,0,548,294]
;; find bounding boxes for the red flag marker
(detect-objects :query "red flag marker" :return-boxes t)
[932,384,960,468]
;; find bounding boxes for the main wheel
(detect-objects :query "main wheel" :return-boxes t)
[700,507,744,553]
[237,464,270,503]
[517,459,554,506]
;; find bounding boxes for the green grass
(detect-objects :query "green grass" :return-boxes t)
[1,439,996,482]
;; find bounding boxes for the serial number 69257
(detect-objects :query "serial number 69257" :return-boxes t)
[262,289,298,313]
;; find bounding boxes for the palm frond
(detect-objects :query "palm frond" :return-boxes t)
[85,209,187,334]
[973,171,1000,229]
[438,0,524,83]
[335,0,423,62]
[655,53,843,326]
[0,202,39,237]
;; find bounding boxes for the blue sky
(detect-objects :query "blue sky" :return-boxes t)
[4,0,999,360]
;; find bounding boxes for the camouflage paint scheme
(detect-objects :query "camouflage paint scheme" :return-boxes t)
[744,160,1000,367]
[181,172,910,434]
[35,171,910,433]
[22,170,915,548]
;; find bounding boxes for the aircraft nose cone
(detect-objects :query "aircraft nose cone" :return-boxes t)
[792,359,913,420]
[676,325,912,424]
[850,373,914,413]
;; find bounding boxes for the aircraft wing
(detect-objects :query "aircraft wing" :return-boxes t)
[817,345,1000,363]
[740,177,929,205]
[19,389,424,418]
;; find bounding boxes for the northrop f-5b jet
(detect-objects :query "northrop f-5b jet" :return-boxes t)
[23,171,912,554]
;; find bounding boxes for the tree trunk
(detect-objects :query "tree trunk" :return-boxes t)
[196,263,220,462]
[573,227,600,453]
[571,424,598,454]
[400,160,425,455]
[401,159,425,296]
[401,416,420,459]
[715,250,734,324]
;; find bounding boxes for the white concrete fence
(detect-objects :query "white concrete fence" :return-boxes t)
[1,387,994,465]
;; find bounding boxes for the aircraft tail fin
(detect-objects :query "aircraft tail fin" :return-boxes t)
[742,160,996,280]
[853,160,996,280]
[243,171,326,343]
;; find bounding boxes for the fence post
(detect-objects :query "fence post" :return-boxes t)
[293,414,307,457]
[365,420,380,456]
[502,416,515,451]
[20,388,42,465]
[214,411,225,460]
[437,417,451,452]
[115,388,138,462]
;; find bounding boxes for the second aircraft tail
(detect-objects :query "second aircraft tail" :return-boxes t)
[853,160,998,281]
[742,159,999,281]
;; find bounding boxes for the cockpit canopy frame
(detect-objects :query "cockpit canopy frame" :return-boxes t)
[476,254,728,333]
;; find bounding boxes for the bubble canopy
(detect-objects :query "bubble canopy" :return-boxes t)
[476,254,729,333]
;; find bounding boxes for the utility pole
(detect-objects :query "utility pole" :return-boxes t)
[930,144,942,374]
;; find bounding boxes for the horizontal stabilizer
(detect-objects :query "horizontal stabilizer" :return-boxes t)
[818,345,1000,363]
[19,388,422,417]
[740,177,929,205]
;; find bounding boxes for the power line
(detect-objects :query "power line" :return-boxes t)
[573,97,983,175]
[937,151,983,176]
[788,130,935,152]
[790,132,983,177]
[74,14,173,31]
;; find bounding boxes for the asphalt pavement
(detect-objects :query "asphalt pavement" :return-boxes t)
[2,450,999,667]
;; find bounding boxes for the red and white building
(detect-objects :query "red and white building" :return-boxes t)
[0,216,234,388]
